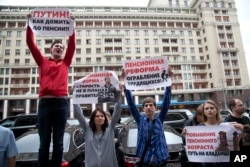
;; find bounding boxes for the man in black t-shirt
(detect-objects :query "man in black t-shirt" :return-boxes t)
[224,99,250,151]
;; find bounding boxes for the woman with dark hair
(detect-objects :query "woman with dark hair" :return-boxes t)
[73,93,122,167]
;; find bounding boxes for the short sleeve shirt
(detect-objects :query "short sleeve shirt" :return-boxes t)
[0,126,19,167]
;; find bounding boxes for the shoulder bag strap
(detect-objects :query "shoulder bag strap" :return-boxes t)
[139,120,155,165]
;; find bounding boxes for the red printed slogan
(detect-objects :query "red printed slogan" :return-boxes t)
[185,124,241,163]
[72,71,120,104]
[28,8,74,36]
[122,56,172,90]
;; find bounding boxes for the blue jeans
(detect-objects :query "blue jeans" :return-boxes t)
[37,98,68,167]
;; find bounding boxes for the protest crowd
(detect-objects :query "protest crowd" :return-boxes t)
[1,7,250,167]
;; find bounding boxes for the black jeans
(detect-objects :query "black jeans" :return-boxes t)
[37,98,68,167]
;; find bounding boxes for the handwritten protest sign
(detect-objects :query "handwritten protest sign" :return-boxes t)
[29,8,74,36]
[185,124,241,163]
[72,71,120,104]
[122,56,172,90]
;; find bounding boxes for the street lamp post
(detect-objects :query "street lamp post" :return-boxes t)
[222,88,228,110]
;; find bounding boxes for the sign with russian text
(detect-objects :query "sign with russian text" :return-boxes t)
[185,124,241,163]
[72,71,120,104]
[122,56,172,90]
[29,8,74,36]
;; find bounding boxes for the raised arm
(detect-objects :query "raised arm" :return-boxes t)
[159,86,171,122]
[63,31,75,66]
[110,86,123,128]
[121,68,141,123]
[26,25,44,66]
[73,104,87,130]
[159,66,173,121]
[63,14,76,66]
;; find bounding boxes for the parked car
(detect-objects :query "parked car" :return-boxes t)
[117,114,185,167]
[165,109,192,133]
[15,126,85,167]
[0,113,37,138]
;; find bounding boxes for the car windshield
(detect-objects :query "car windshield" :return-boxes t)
[16,132,71,153]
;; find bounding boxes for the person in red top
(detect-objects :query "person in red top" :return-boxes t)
[26,13,76,167]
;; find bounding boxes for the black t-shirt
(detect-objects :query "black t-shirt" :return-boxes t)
[224,115,250,151]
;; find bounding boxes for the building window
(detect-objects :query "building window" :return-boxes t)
[182,48,186,53]
[86,58,91,62]
[96,48,101,54]
[25,59,30,64]
[4,59,9,64]
[76,48,81,54]
[190,48,195,53]
[25,49,30,55]
[154,47,159,53]
[125,39,130,45]
[86,30,91,36]
[76,39,81,45]
[144,30,148,36]
[145,48,150,53]
[17,31,22,37]
[96,39,101,44]
[15,59,20,64]
[188,31,192,36]
[125,48,131,53]
[125,30,130,35]
[169,0,172,6]
[36,40,41,46]
[76,58,81,63]
[115,30,120,35]
[106,30,110,35]
[86,48,91,54]
[153,30,157,36]
[96,57,101,62]
[16,40,21,46]
[5,40,11,46]
[153,39,158,45]
[135,39,140,45]
[7,31,12,37]
[144,39,149,45]
[96,30,101,36]
[184,0,188,7]
[76,30,81,36]
[135,48,140,53]
[134,30,139,36]
[86,39,91,45]
[15,49,20,56]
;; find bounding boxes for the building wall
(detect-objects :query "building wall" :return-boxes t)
[0,0,250,119]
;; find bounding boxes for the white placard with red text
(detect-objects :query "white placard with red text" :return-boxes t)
[122,56,172,90]
[185,124,241,163]
[72,71,120,104]
[28,8,74,36]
